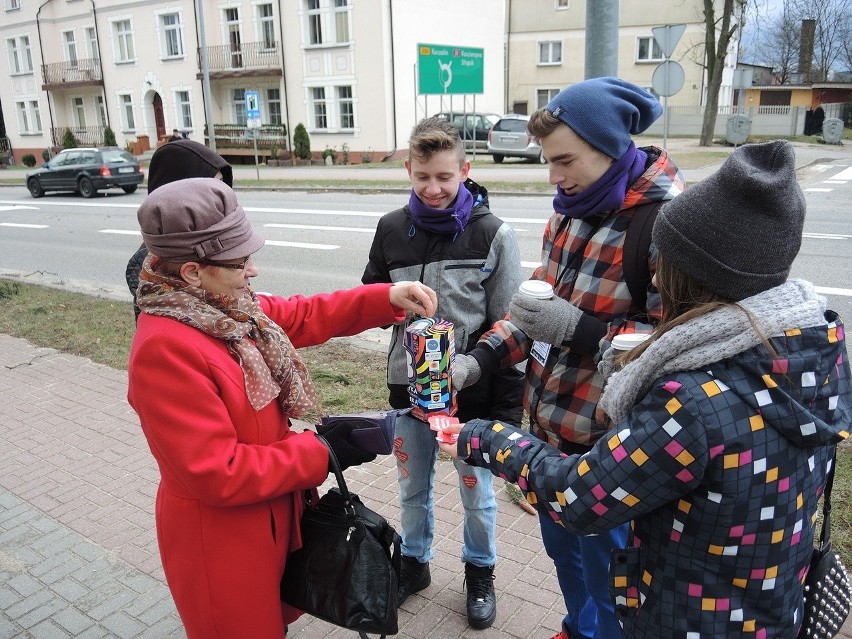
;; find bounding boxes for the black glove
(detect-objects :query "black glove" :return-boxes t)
[316,421,377,472]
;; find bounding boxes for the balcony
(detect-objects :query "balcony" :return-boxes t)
[197,41,282,79]
[42,58,103,91]
[49,126,106,148]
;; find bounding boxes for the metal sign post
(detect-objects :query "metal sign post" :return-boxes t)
[245,91,261,181]
[651,24,687,149]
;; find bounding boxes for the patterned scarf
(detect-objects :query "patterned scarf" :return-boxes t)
[599,280,828,424]
[552,143,647,220]
[408,183,474,234]
[136,254,316,415]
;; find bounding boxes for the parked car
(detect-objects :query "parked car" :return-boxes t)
[434,111,500,150]
[26,147,144,198]
[487,114,545,164]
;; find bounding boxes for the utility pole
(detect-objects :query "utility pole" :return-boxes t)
[585,0,619,79]
[195,1,217,151]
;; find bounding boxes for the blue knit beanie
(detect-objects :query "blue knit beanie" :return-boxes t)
[545,77,663,159]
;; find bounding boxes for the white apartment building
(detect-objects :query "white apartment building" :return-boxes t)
[1,0,739,166]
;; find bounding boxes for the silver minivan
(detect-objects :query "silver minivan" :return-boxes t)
[486,114,545,164]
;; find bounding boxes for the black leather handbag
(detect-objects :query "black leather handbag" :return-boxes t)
[798,448,852,638]
[281,445,401,639]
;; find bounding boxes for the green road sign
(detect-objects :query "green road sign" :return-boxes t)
[417,43,484,95]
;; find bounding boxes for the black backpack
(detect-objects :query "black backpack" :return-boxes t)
[622,201,664,316]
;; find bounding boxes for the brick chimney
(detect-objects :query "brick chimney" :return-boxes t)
[798,19,815,84]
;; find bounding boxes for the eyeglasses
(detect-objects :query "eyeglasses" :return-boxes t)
[198,256,252,270]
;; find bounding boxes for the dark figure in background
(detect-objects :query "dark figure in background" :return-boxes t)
[168,129,182,142]
[125,140,233,321]
[813,105,826,136]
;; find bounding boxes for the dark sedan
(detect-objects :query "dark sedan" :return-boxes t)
[27,147,144,198]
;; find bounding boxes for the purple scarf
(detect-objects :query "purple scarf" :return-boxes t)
[553,144,648,219]
[408,184,474,234]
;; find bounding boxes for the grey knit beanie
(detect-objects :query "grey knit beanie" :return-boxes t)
[544,77,662,159]
[652,140,804,301]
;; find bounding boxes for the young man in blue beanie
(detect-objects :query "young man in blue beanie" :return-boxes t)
[452,77,686,639]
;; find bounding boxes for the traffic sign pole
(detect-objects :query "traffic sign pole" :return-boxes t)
[244,92,261,180]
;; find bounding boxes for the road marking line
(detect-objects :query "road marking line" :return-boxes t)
[99,229,141,235]
[0,205,39,212]
[816,286,852,297]
[803,233,851,240]
[0,222,48,228]
[264,223,374,233]
[0,200,140,209]
[521,261,540,269]
[265,239,338,250]
[804,188,833,192]
[831,166,852,180]
[822,180,846,184]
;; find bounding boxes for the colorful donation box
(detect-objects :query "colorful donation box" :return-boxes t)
[404,317,457,421]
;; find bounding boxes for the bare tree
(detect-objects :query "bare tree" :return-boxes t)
[699,0,740,146]
[751,9,801,83]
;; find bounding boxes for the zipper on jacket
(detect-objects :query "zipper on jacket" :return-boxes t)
[444,262,487,271]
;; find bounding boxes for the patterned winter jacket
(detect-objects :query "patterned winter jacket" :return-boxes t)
[362,179,525,423]
[459,313,851,638]
[468,147,685,451]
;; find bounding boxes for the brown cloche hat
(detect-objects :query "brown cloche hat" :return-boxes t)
[138,177,264,263]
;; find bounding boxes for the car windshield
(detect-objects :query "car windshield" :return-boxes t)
[494,119,529,133]
[102,150,135,163]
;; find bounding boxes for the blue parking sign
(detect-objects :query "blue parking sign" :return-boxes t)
[245,91,260,119]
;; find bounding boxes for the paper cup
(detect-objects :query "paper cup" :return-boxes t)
[611,333,651,351]
[519,280,554,300]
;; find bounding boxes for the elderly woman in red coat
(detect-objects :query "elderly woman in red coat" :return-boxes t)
[127,177,437,639]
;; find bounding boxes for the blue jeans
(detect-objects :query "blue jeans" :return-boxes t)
[394,413,497,567]
[539,511,627,639]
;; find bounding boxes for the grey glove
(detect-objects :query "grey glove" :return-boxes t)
[597,346,621,381]
[508,292,584,346]
[452,353,482,390]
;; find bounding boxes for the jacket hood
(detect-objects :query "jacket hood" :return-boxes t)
[464,177,490,211]
[147,140,233,192]
[712,312,851,449]
[622,146,686,211]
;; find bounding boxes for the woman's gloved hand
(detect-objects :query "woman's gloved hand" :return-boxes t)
[315,421,377,472]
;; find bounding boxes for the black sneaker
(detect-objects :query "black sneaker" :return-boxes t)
[397,556,431,606]
[464,562,496,629]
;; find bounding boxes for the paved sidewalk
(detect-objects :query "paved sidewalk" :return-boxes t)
[0,333,565,639]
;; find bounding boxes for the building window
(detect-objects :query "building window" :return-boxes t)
[538,41,562,65]
[72,97,87,128]
[266,88,282,125]
[555,0,569,8]
[311,87,327,129]
[95,95,107,127]
[225,8,242,68]
[337,85,354,128]
[161,13,184,58]
[7,36,33,74]
[114,19,135,63]
[176,90,192,128]
[636,36,664,62]
[86,27,99,60]
[306,0,322,45]
[63,31,79,67]
[536,88,559,109]
[258,3,275,49]
[15,100,41,133]
[5,0,22,11]
[233,88,246,125]
[334,0,350,44]
[119,93,135,130]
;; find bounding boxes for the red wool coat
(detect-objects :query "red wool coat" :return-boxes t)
[127,284,402,639]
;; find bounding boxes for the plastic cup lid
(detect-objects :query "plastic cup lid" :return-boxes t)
[611,333,651,351]
[519,280,554,299]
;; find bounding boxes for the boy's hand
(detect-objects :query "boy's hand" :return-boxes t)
[509,293,583,346]
[452,354,481,390]
[389,281,437,317]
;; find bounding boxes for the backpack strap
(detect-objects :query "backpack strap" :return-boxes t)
[623,202,664,314]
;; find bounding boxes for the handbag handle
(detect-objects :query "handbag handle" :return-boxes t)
[315,435,356,516]
[816,446,838,554]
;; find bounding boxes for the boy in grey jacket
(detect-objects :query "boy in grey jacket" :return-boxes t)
[362,117,523,629]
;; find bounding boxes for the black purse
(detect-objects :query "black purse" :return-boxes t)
[281,443,401,639]
[799,448,852,638]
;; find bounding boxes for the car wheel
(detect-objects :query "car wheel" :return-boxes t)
[27,178,44,198]
[492,154,504,164]
[122,185,138,194]
[78,176,97,198]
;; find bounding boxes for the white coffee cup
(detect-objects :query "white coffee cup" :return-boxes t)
[518,280,554,300]
[611,333,651,351]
